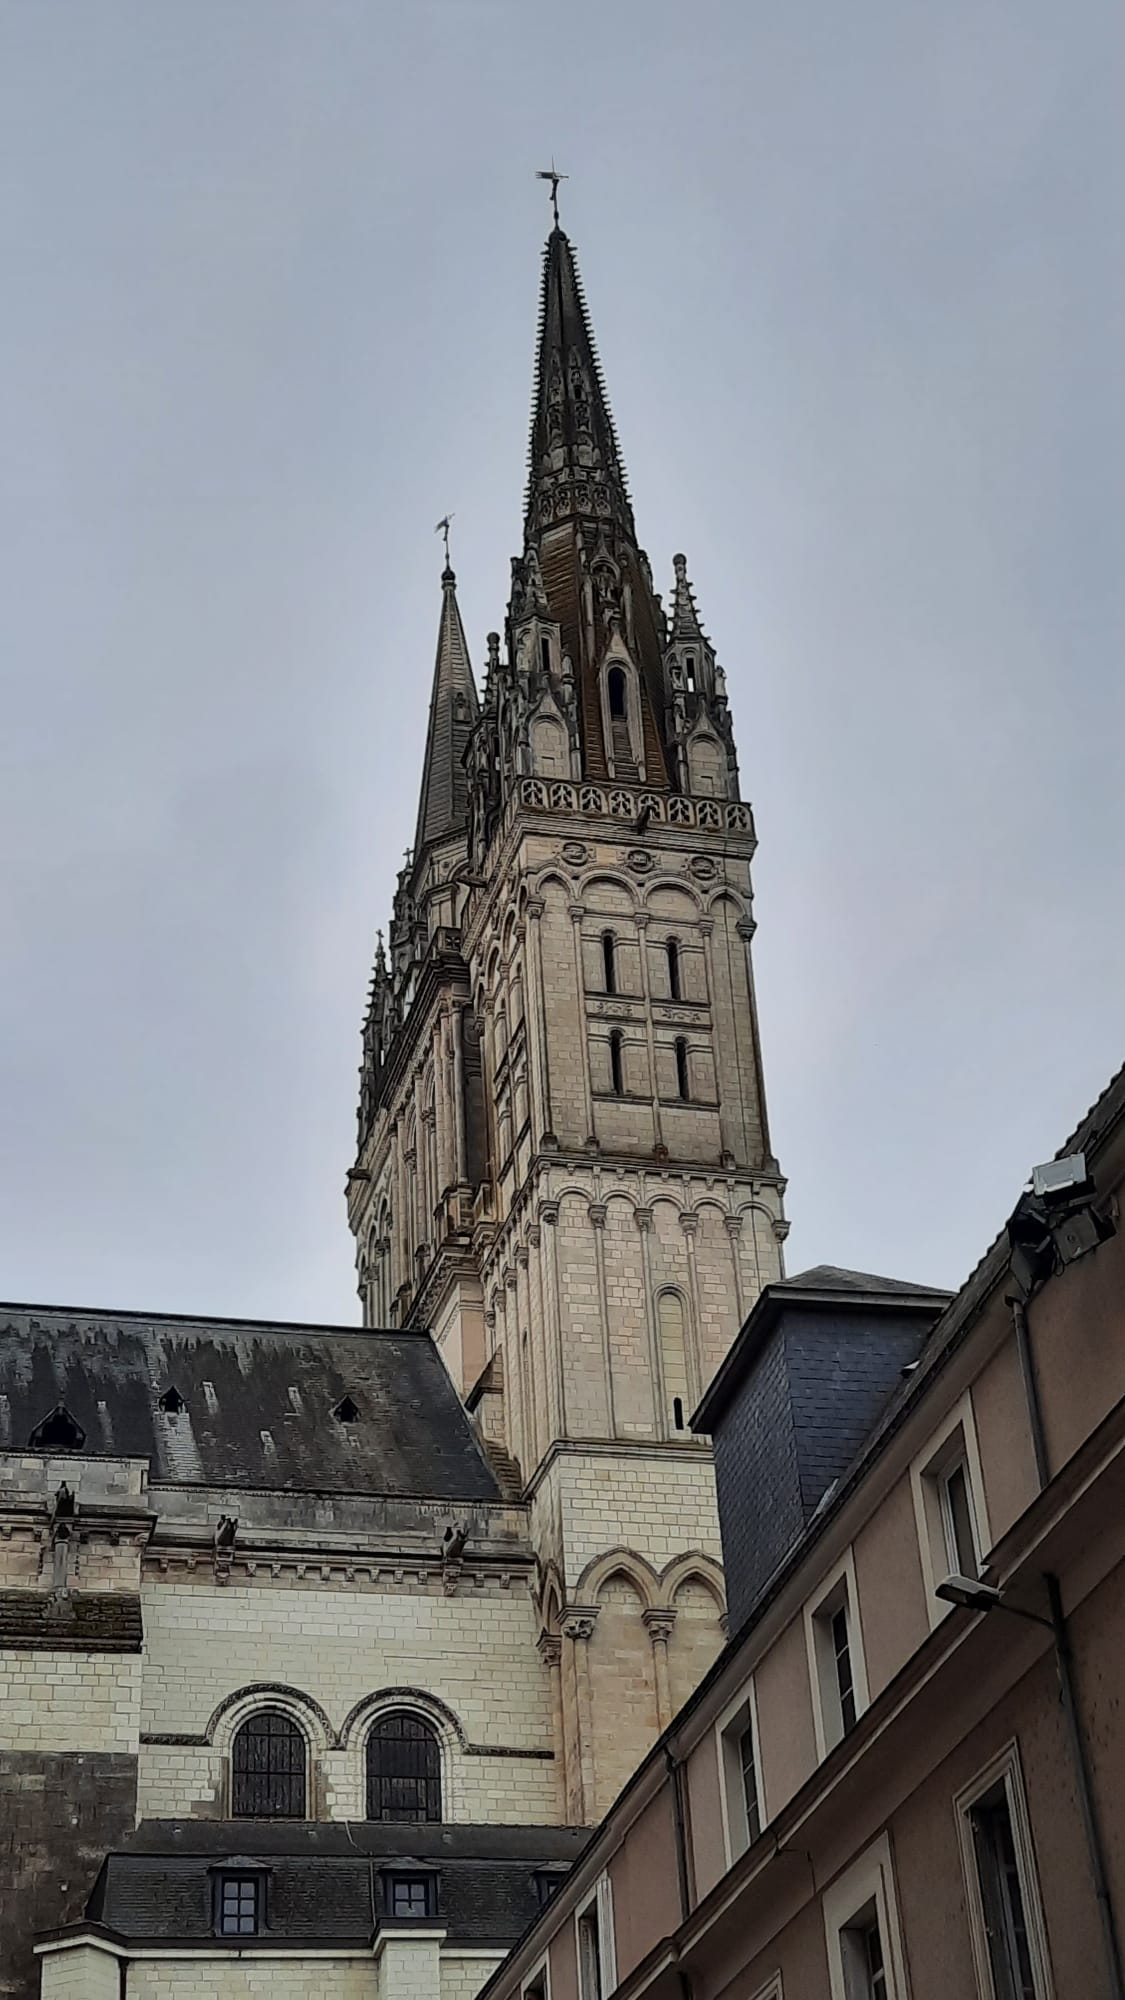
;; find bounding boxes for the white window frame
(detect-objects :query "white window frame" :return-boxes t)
[804,1547,869,1758]
[522,1955,552,2000]
[822,1833,909,2000]
[575,1874,617,2000]
[716,1678,766,1865]
[910,1390,992,1630]
[954,1741,1053,2000]
[747,1978,784,2000]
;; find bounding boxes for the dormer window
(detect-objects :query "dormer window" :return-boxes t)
[333,1395,361,1424]
[158,1386,185,1415]
[386,1872,438,1921]
[213,1870,266,1937]
[27,1405,85,1452]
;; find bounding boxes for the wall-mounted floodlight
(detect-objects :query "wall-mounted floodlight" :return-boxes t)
[936,1574,1003,1613]
[1007,1151,1114,1294]
[1031,1152,1091,1203]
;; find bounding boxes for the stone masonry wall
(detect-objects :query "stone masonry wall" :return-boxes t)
[137,1570,555,1823]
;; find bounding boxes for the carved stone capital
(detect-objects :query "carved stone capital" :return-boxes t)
[515,1245,530,1270]
[680,1211,700,1238]
[568,902,586,922]
[736,918,756,942]
[698,919,714,938]
[527,1224,542,1249]
[537,1632,563,1669]
[526,896,546,920]
[643,1609,676,1644]
[561,1610,598,1643]
[723,1214,743,1238]
[634,1206,654,1234]
[588,1202,607,1229]
[773,1218,791,1242]
[540,1201,560,1227]
[633,910,651,930]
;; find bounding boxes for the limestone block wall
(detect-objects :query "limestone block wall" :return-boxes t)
[37,1946,122,2000]
[136,1570,556,1824]
[126,1961,375,1999]
[0,1649,141,1753]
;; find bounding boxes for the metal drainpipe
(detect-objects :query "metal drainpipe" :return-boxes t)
[1010,1294,1050,1490]
[1045,1572,1125,2000]
[665,1744,692,1925]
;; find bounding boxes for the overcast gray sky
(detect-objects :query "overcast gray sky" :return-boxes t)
[2,0,1122,1325]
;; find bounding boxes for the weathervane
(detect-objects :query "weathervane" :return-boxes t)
[434,513,454,568]
[536,160,568,229]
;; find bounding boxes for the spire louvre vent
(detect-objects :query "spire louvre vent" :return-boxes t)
[333,1395,361,1425]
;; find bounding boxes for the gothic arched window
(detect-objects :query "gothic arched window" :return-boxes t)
[366,1713,443,1822]
[675,1037,690,1102]
[666,939,681,1001]
[601,932,617,994]
[231,1710,306,1819]
[609,1029,625,1098]
[607,666,627,719]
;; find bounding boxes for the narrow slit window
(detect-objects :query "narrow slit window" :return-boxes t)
[540,634,552,676]
[831,1604,857,1733]
[609,1030,624,1097]
[607,667,627,719]
[666,938,680,1000]
[675,1037,690,1101]
[672,1395,685,1431]
[601,932,616,993]
[684,653,696,692]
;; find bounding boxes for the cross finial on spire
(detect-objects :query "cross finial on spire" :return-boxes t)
[535,160,568,229]
[434,513,454,571]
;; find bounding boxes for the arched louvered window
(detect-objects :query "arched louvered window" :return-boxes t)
[231,1710,306,1819]
[666,938,681,1001]
[366,1712,443,1822]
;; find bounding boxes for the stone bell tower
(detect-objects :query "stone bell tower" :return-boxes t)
[348,211,788,1821]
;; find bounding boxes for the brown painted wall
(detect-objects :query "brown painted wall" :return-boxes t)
[609,1790,682,1980]
[852,1474,929,1700]
[755,1614,816,1821]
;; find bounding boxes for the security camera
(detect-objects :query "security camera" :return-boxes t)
[936,1575,1002,1613]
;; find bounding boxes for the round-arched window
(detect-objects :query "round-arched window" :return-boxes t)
[366,1712,443,1822]
[608,667,627,719]
[231,1709,307,1819]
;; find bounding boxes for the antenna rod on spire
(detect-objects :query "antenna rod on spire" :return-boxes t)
[434,513,454,569]
[535,160,568,229]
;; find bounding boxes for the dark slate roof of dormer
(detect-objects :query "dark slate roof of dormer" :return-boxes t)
[692,1265,951,1434]
[82,1821,586,1949]
[0,1304,500,1500]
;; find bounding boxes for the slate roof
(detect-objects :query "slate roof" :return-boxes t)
[774,1265,950,1298]
[0,1305,501,1500]
[87,1821,585,1948]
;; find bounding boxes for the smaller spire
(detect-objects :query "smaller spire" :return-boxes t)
[669,553,711,647]
[412,562,480,860]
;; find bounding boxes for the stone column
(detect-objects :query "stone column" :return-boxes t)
[451,1004,468,1184]
[644,1609,677,1731]
[568,901,596,1147]
[561,1608,599,1823]
[537,1630,567,1819]
[516,1245,536,1470]
[634,1205,661,1433]
[541,1200,568,1439]
[680,1211,704,1409]
[526,896,557,1146]
[633,909,664,1150]
[589,1202,616,1437]
[724,1212,745,1320]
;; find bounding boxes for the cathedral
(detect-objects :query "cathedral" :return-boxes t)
[1,210,787,2000]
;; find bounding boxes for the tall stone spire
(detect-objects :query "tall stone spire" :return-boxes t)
[413,563,480,859]
[516,227,670,786]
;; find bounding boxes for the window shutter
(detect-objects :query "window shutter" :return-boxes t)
[596,1876,617,1995]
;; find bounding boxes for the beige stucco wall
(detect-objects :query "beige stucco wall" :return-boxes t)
[852,1473,929,1701]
